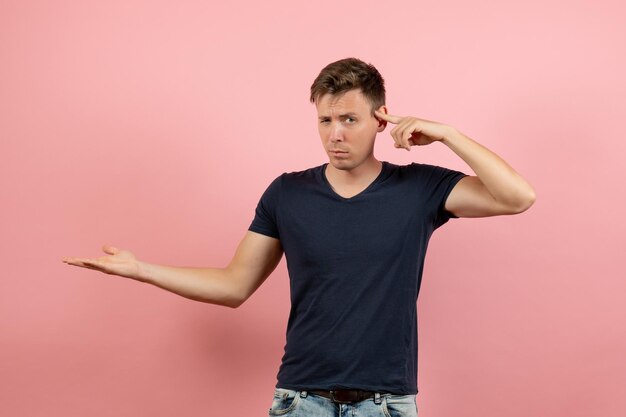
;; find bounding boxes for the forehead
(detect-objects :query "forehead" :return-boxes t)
[315,89,371,115]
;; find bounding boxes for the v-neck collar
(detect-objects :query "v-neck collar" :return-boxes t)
[320,161,389,201]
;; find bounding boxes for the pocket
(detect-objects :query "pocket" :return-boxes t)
[382,394,417,417]
[268,388,301,416]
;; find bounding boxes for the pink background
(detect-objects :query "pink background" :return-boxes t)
[1,0,624,416]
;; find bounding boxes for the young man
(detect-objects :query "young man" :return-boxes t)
[63,58,535,417]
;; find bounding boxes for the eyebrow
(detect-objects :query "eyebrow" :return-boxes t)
[318,112,359,120]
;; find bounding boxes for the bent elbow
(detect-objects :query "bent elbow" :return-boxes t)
[225,281,257,309]
[214,267,252,309]
[219,289,248,308]
[510,189,537,214]
[204,278,249,309]
[225,294,247,309]
[224,301,241,309]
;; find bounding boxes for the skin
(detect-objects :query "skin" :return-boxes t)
[62,87,536,306]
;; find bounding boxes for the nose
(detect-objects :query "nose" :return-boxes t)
[329,122,343,143]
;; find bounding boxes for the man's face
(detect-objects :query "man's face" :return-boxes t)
[316,89,385,172]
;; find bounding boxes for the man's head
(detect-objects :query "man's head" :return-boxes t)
[310,57,385,114]
[311,58,388,173]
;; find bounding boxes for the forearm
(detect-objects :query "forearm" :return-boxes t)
[136,262,242,308]
[441,127,536,210]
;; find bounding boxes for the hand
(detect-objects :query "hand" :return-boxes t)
[62,245,143,281]
[374,110,453,151]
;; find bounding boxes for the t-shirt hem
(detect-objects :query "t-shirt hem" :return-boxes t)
[248,225,279,239]
[276,382,417,396]
[442,173,470,219]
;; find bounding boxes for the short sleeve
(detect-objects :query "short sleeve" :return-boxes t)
[414,163,468,229]
[248,174,283,239]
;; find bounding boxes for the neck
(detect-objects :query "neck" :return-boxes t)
[326,156,382,186]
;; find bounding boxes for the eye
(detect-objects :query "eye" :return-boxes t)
[346,117,356,124]
[319,118,330,124]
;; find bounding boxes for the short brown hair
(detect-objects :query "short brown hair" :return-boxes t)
[310,57,385,113]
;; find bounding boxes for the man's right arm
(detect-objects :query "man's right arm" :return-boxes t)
[63,231,283,308]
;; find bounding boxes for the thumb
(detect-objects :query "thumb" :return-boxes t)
[102,245,119,255]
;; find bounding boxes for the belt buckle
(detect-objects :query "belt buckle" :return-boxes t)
[330,390,357,404]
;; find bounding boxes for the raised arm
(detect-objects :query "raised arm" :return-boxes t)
[439,129,536,217]
[62,231,283,308]
[374,110,536,218]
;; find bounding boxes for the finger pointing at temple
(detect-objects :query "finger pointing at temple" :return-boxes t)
[375,110,412,150]
[374,110,403,124]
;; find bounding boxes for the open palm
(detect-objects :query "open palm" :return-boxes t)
[62,245,142,280]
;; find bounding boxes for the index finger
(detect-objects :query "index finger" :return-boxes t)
[374,110,402,124]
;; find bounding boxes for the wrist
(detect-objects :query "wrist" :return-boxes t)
[440,126,462,146]
[135,260,152,283]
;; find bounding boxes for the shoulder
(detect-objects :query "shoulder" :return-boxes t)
[263,164,324,193]
[385,162,452,178]
[404,162,466,179]
[382,162,467,193]
[403,162,449,173]
[284,164,324,178]
[384,161,440,172]
[278,164,324,186]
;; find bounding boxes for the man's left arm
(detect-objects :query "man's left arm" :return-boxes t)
[440,128,536,217]
[375,110,536,218]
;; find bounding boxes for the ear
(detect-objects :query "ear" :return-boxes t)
[375,105,388,132]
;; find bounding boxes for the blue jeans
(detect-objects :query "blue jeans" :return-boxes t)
[268,388,418,417]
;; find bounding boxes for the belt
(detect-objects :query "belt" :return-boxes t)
[309,389,377,404]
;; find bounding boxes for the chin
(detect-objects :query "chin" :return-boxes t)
[329,159,357,171]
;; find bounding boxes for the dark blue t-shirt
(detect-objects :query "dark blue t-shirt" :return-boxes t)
[248,161,467,394]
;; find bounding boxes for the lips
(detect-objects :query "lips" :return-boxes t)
[329,150,348,157]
